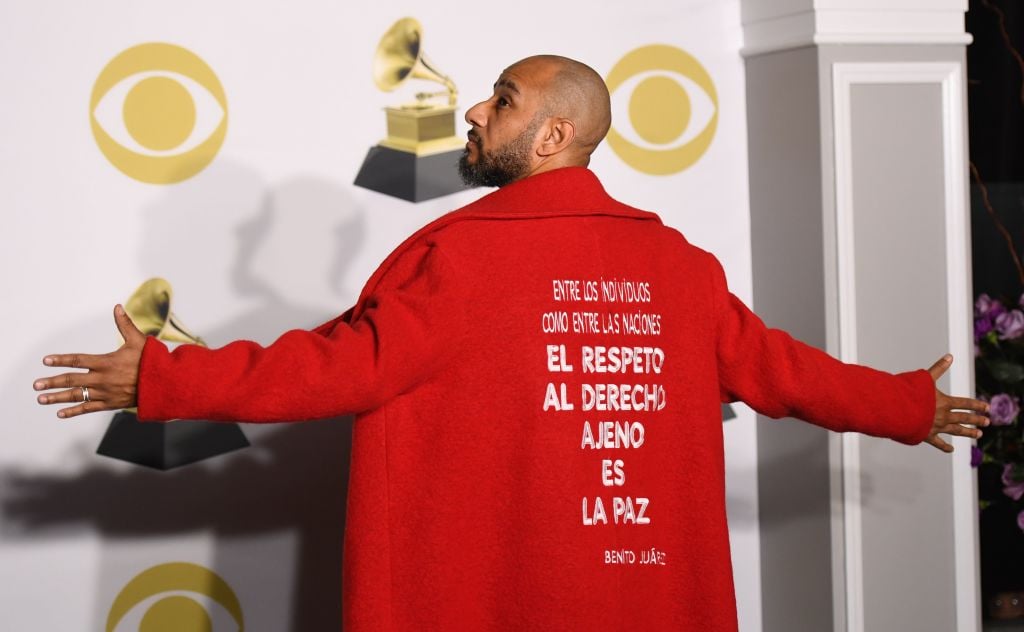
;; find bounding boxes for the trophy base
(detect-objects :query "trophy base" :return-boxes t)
[96,411,250,471]
[354,145,470,202]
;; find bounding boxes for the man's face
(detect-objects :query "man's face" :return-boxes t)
[458,61,553,188]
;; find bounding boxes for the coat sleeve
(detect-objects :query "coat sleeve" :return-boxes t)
[136,242,461,422]
[708,253,934,445]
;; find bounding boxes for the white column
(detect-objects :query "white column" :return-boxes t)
[742,2,977,631]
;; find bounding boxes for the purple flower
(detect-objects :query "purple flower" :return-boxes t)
[1018,510,1024,533]
[996,309,1024,339]
[989,393,1019,426]
[977,294,1007,318]
[971,446,984,468]
[1002,464,1024,501]
[975,316,994,342]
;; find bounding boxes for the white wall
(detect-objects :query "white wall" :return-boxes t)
[0,1,759,628]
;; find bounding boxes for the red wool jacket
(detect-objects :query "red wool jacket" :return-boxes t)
[138,167,934,631]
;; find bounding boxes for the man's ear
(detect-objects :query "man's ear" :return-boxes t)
[536,118,576,157]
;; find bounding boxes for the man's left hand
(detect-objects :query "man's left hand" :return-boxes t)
[32,304,146,419]
[925,354,989,453]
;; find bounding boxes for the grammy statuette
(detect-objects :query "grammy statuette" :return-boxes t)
[95,278,250,470]
[353,17,473,202]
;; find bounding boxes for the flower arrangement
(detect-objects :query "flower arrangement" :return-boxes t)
[974,293,1024,533]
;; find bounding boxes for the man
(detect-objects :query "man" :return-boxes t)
[33,55,988,630]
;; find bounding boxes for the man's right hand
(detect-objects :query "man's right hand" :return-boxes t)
[33,304,146,419]
[924,354,990,452]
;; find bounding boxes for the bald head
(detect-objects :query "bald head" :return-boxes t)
[460,55,612,186]
[507,55,612,160]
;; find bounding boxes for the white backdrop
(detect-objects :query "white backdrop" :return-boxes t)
[0,1,758,629]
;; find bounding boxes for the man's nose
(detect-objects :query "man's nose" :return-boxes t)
[465,100,487,127]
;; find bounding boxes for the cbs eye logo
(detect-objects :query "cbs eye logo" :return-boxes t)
[106,562,244,632]
[91,43,228,184]
[605,44,718,175]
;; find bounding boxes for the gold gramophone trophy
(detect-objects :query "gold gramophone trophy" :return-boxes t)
[95,278,250,470]
[353,17,471,202]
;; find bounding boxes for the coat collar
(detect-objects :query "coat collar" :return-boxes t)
[450,166,659,221]
[353,168,660,311]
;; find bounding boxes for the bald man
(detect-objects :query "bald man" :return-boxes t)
[34,56,987,630]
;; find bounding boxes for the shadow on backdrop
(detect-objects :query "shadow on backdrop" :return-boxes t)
[2,162,367,630]
[730,420,898,532]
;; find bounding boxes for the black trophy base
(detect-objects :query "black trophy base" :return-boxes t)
[354,145,470,202]
[97,411,249,471]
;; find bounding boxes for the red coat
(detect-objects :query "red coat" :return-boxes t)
[138,167,933,630]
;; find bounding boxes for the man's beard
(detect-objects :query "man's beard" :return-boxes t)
[458,116,541,188]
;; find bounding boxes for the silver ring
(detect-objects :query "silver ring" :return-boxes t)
[81,386,90,403]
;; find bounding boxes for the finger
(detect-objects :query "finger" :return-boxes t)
[33,372,91,392]
[41,353,104,370]
[927,354,953,381]
[945,396,990,414]
[113,304,145,346]
[938,423,983,439]
[37,387,100,406]
[945,411,991,428]
[925,435,954,453]
[56,400,108,419]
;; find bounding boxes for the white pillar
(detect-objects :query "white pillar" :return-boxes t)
[742,2,977,631]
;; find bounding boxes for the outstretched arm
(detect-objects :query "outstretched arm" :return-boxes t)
[33,242,460,423]
[710,253,988,448]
